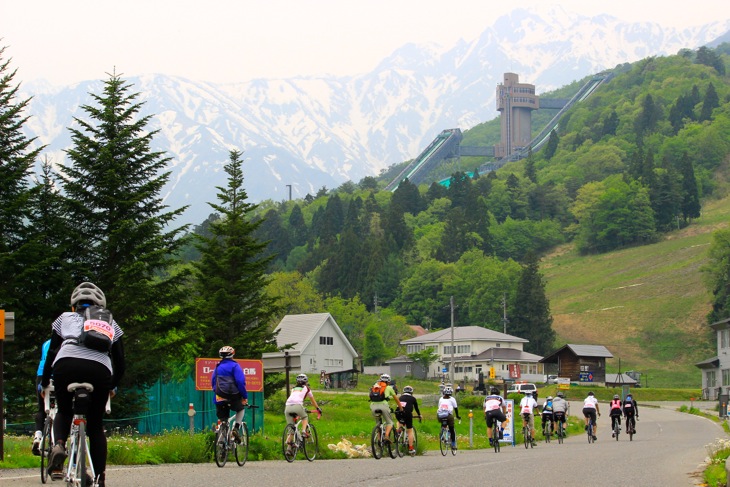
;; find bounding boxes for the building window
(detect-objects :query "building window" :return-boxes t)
[457,345,471,354]
[707,370,717,388]
[723,369,730,386]
[407,344,423,354]
[722,329,730,349]
[406,364,411,373]
[319,336,333,345]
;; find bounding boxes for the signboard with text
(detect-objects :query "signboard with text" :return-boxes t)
[509,364,521,379]
[579,371,594,382]
[195,358,264,392]
[500,399,515,445]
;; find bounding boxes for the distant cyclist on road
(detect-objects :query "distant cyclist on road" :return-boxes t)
[609,394,623,437]
[483,387,507,447]
[541,395,554,437]
[519,391,539,447]
[211,346,248,442]
[583,391,600,441]
[285,374,321,433]
[437,386,461,449]
[623,393,639,434]
[398,385,422,454]
[369,373,403,445]
[551,391,570,435]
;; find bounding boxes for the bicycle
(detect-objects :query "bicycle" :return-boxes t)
[491,419,501,453]
[438,414,456,456]
[626,414,638,441]
[394,411,420,457]
[522,413,534,449]
[59,382,110,487]
[40,382,57,484]
[370,408,395,459]
[555,413,566,444]
[214,404,258,467]
[586,413,598,444]
[542,414,552,444]
[282,409,320,462]
[611,414,621,441]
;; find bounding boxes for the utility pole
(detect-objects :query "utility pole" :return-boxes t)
[285,184,292,201]
[373,293,378,314]
[450,296,455,384]
[502,293,508,334]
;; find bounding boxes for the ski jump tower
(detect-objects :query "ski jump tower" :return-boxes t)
[494,73,538,159]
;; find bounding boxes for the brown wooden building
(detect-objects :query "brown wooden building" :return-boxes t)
[539,344,613,385]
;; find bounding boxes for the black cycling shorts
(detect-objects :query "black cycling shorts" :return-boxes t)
[485,409,506,427]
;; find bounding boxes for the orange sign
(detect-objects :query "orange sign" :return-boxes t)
[195,358,264,392]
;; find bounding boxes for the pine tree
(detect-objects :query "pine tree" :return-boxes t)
[59,73,190,408]
[192,149,279,359]
[544,129,559,159]
[680,153,701,223]
[699,82,719,122]
[509,253,555,355]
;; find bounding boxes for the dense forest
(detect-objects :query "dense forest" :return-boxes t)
[3,43,730,421]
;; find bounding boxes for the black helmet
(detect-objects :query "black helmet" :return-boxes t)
[587,391,594,396]
[490,387,500,395]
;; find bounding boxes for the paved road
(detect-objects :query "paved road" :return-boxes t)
[0,403,721,486]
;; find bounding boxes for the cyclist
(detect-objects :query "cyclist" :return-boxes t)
[583,391,600,441]
[369,373,403,445]
[609,394,623,437]
[551,391,570,435]
[212,346,248,443]
[519,391,539,447]
[397,385,422,454]
[483,387,507,447]
[284,374,321,439]
[623,393,639,434]
[437,386,461,449]
[541,395,554,437]
[41,282,125,487]
[32,338,51,455]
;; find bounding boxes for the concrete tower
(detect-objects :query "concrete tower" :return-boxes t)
[494,73,539,159]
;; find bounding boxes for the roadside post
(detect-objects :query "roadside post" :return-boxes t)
[188,403,196,435]
[468,410,473,447]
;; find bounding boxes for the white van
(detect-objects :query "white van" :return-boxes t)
[506,383,537,395]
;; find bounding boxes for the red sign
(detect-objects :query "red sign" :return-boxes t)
[509,364,522,379]
[195,358,264,392]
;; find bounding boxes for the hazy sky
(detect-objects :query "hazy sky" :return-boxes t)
[1,0,727,86]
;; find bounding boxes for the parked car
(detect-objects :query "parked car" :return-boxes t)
[545,375,558,384]
[506,383,537,395]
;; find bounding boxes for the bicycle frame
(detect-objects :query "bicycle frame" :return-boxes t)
[40,385,57,484]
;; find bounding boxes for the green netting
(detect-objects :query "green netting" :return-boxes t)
[138,375,264,435]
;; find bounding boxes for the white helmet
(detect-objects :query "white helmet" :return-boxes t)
[71,282,106,307]
[444,386,454,395]
[379,373,391,383]
[296,374,308,385]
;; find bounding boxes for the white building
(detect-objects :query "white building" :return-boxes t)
[262,313,358,376]
[397,325,543,382]
[696,317,730,400]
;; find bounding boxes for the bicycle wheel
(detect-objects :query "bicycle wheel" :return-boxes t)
[282,423,297,462]
[215,423,229,467]
[628,417,634,442]
[557,421,564,444]
[523,426,529,449]
[614,420,620,441]
[40,418,52,484]
[451,436,457,456]
[395,428,406,458]
[544,418,551,443]
[439,427,448,456]
[587,422,593,444]
[234,422,249,466]
[77,422,88,487]
[303,424,318,461]
[411,427,418,455]
[493,427,500,453]
[387,426,396,459]
[370,425,383,460]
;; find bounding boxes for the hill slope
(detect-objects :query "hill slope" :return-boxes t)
[543,192,730,388]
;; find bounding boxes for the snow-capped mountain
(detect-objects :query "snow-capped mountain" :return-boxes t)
[19,7,730,225]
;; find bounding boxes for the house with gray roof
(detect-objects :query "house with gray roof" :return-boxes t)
[695,317,730,400]
[395,325,544,382]
[262,313,359,379]
[539,344,613,385]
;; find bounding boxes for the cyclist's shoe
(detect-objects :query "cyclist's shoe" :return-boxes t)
[50,470,64,481]
[531,440,537,447]
[47,444,67,476]
[584,425,588,431]
[383,438,391,445]
[32,430,42,456]
[85,472,94,486]
[489,438,494,446]
[96,472,106,487]
[612,432,615,438]
[231,428,241,444]
[450,441,457,449]
[592,435,598,441]
[302,432,311,439]
[408,446,415,455]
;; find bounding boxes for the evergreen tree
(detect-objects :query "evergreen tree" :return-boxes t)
[509,253,555,355]
[391,177,425,215]
[679,153,701,223]
[59,73,190,408]
[634,94,661,137]
[253,208,291,270]
[601,110,619,137]
[192,149,280,360]
[544,129,559,159]
[288,203,308,247]
[699,82,719,122]
[524,150,537,184]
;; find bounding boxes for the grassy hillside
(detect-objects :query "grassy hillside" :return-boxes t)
[542,192,730,388]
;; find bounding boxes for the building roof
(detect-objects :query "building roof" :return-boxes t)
[695,356,720,369]
[540,344,613,363]
[710,317,730,331]
[470,347,543,363]
[605,373,638,385]
[271,313,358,357]
[408,325,429,337]
[400,325,528,345]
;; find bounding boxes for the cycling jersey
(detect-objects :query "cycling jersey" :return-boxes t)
[285,385,312,406]
[519,396,538,414]
[609,399,622,413]
[583,396,598,409]
[483,394,504,412]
